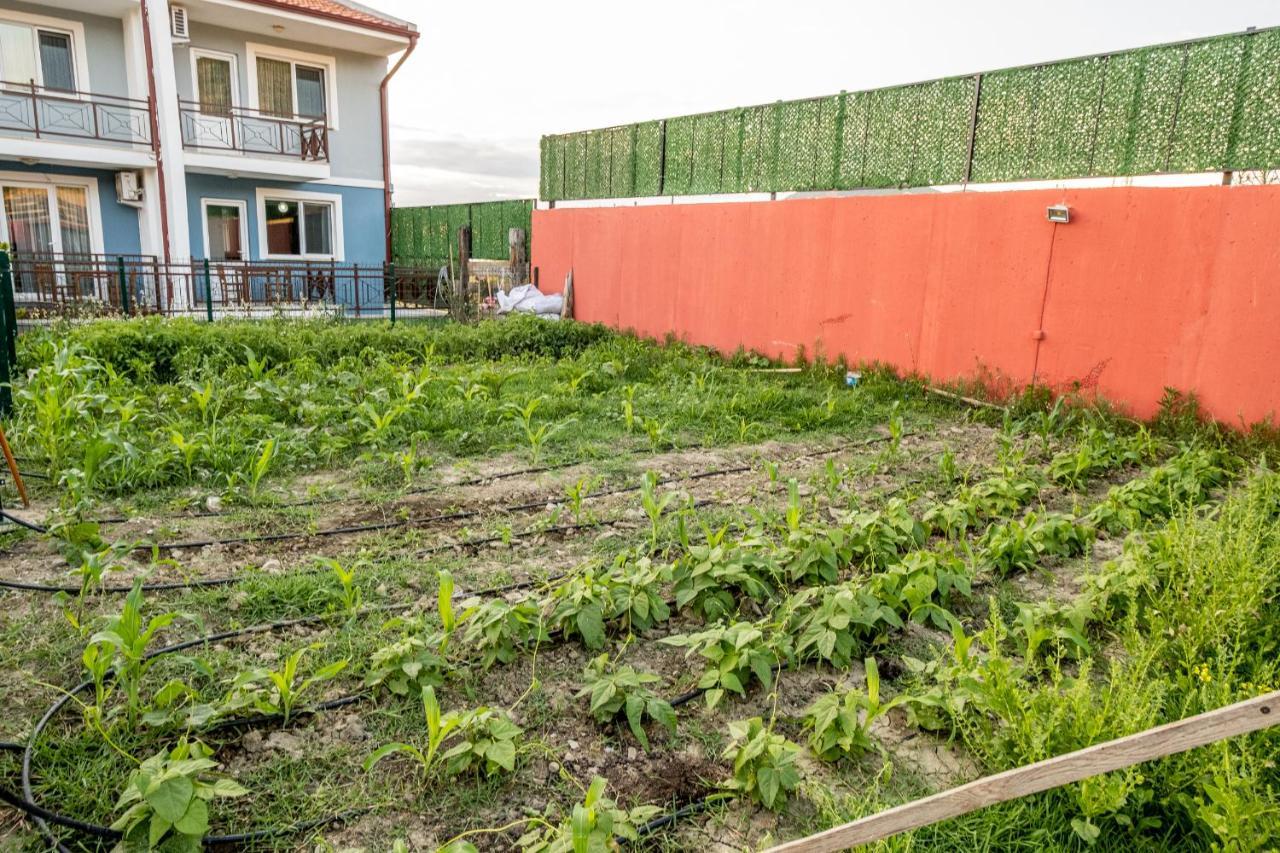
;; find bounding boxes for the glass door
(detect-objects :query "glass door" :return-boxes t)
[1,182,94,296]
[191,52,236,150]
[206,203,244,260]
[2,186,54,255]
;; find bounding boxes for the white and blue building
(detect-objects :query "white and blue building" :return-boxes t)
[0,0,417,309]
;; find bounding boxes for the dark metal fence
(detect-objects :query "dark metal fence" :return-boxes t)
[0,79,152,147]
[541,26,1280,200]
[1,252,443,333]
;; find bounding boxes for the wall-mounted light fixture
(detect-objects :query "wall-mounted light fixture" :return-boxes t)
[1047,204,1070,224]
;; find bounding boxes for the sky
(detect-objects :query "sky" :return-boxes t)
[376,0,1280,206]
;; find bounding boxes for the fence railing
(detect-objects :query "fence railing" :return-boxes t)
[541,26,1280,200]
[178,102,330,162]
[3,253,442,330]
[0,79,152,147]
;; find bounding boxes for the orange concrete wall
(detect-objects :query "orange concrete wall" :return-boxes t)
[532,185,1280,424]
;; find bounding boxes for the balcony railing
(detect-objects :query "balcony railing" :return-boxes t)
[0,80,152,147]
[178,102,330,162]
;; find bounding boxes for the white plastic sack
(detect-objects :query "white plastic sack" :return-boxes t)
[497,283,563,316]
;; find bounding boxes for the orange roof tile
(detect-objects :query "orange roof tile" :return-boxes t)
[244,0,415,38]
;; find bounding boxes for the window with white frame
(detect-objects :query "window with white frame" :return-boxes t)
[0,174,100,256]
[0,15,81,91]
[259,191,341,259]
[247,44,337,125]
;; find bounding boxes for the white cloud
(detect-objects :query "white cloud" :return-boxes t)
[375,0,1280,204]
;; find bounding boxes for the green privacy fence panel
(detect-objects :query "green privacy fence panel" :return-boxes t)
[540,27,1280,201]
[391,200,533,266]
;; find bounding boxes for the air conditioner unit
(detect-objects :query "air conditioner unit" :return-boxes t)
[170,5,190,41]
[116,171,144,208]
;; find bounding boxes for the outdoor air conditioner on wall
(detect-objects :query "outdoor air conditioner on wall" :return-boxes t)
[170,6,190,41]
[116,171,144,208]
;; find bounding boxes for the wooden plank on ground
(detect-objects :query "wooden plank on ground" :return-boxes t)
[766,690,1280,853]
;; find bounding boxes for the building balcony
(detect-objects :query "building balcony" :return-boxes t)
[0,79,155,167]
[178,102,332,181]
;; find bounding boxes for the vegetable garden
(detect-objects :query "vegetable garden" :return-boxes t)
[0,316,1277,851]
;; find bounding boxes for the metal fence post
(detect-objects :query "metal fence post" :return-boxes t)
[203,259,214,323]
[117,256,131,317]
[388,262,397,324]
[0,250,15,418]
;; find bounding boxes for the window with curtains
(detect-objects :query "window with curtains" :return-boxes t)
[196,55,234,116]
[0,180,94,256]
[256,57,293,116]
[252,51,331,121]
[0,20,77,91]
[263,197,334,257]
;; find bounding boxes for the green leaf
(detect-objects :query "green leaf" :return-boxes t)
[145,776,194,823]
[174,797,209,835]
[624,694,649,750]
[149,815,173,847]
[721,671,745,696]
[486,738,517,772]
[758,766,780,809]
[576,603,606,650]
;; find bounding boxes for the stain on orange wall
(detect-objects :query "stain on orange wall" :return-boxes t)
[532,185,1280,424]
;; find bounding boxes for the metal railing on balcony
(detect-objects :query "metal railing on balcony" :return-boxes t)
[6,254,440,329]
[0,80,152,146]
[178,102,330,162]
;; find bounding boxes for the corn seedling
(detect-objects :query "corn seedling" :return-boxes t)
[225,645,348,724]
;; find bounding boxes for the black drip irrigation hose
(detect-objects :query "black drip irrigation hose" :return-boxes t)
[109,433,892,554]
[0,498,717,596]
[4,606,396,849]
[42,441,714,528]
[0,431,888,549]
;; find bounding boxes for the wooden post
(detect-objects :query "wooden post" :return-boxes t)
[766,690,1280,853]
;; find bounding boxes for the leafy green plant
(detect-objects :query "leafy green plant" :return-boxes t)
[88,580,179,725]
[506,396,576,465]
[803,658,904,761]
[639,471,676,551]
[111,738,247,852]
[516,776,660,852]
[672,532,774,621]
[459,597,547,668]
[721,717,802,810]
[980,512,1094,576]
[576,654,677,750]
[365,686,521,780]
[364,634,447,697]
[225,645,348,724]
[322,558,362,615]
[786,583,904,668]
[662,621,787,709]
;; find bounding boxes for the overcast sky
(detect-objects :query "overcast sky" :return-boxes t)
[376,0,1280,206]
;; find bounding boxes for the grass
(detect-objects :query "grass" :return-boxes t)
[0,317,1277,852]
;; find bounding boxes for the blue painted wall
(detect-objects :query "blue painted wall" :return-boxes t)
[184,174,385,265]
[0,160,141,255]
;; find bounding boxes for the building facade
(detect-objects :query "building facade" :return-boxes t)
[0,0,415,288]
